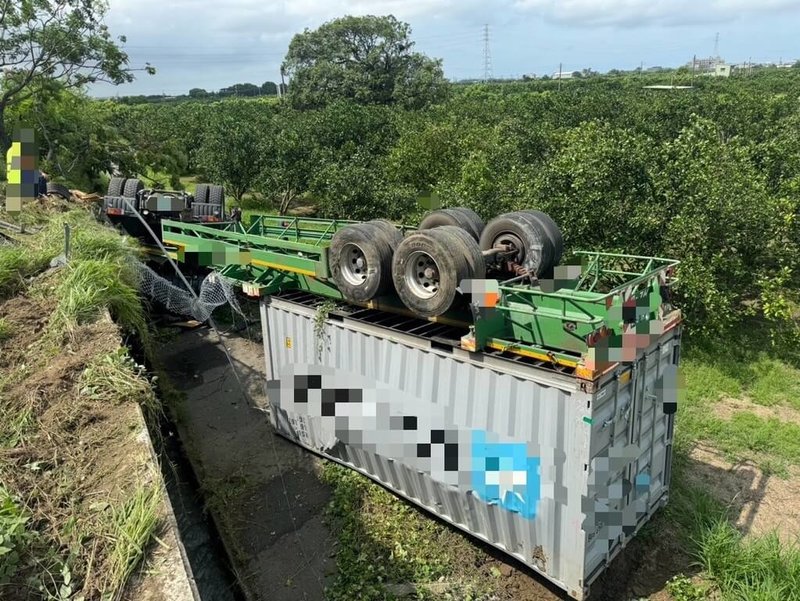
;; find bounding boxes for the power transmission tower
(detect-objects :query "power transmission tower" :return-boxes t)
[713,32,720,58]
[482,24,493,82]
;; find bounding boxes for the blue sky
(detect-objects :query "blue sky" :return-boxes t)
[94,0,800,96]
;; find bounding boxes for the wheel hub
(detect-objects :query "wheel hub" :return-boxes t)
[340,243,369,286]
[406,251,440,299]
[494,232,525,262]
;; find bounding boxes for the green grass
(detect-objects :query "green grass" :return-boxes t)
[682,410,800,473]
[677,332,800,473]
[37,211,149,342]
[50,259,146,337]
[1,204,162,600]
[0,246,51,298]
[0,405,33,448]
[683,350,800,410]
[103,485,161,595]
[653,438,800,600]
[320,463,492,601]
[657,334,800,599]
[698,521,800,600]
[0,487,32,585]
[80,348,159,418]
[1,209,142,303]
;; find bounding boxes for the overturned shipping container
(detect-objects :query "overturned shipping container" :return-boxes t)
[261,293,681,600]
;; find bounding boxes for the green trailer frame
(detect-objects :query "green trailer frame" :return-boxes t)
[161,215,681,380]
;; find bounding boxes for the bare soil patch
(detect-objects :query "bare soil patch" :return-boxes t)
[688,444,800,542]
[713,396,800,424]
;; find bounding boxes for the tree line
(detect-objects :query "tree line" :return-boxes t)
[114,81,284,105]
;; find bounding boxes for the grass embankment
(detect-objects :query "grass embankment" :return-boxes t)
[661,335,800,600]
[319,328,800,601]
[0,205,162,600]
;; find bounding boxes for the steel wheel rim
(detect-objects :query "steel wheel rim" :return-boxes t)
[406,250,440,299]
[340,242,369,286]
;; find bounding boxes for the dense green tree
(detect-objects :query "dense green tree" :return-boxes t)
[260,81,278,96]
[252,110,312,213]
[105,102,187,182]
[0,0,152,152]
[529,121,658,252]
[656,116,794,333]
[219,83,261,97]
[28,63,800,337]
[8,86,132,189]
[189,88,208,98]
[283,15,449,109]
[198,99,273,201]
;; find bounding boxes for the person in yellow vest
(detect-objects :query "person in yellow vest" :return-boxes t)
[5,127,40,214]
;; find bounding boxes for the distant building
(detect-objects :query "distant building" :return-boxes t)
[688,56,723,73]
[714,64,732,77]
[552,71,576,80]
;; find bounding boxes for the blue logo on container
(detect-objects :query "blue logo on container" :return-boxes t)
[471,430,540,519]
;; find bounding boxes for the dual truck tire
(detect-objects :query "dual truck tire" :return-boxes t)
[107,177,144,199]
[330,207,563,318]
[107,178,225,207]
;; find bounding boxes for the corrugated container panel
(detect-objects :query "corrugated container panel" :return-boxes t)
[261,297,680,600]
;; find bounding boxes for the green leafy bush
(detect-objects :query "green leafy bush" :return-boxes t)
[0,488,31,585]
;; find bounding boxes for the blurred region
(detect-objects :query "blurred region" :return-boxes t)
[5,127,40,214]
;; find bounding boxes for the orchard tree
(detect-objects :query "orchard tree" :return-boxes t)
[0,0,153,151]
[656,116,793,333]
[8,85,138,189]
[283,15,449,109]
[256,110,313,214]
[260,81,278,96]
[198,99,273,201]
[530,120,658,252]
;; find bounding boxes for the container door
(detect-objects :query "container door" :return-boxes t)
[583,329,680,583]
[628,331,680,518]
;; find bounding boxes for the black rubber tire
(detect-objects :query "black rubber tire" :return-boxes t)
[367,219,403,250]
[418,208,482,242]
[515,210,563,267]
[479,212,552,276]
[209,184,225,205]
[438,225,486,280]
[107,177,126,197]
[46,182,71,200]
[392,228,475,318]
[450,207,485,240]
[194,184,210,204]
[505,211,558,273]
[123,178,143,199]
[329,223,395,303]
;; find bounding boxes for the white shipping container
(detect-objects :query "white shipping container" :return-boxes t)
[261,294,681,599]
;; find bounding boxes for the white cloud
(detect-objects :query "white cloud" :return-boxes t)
[101,0,480,94]
[512,0,800,26]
